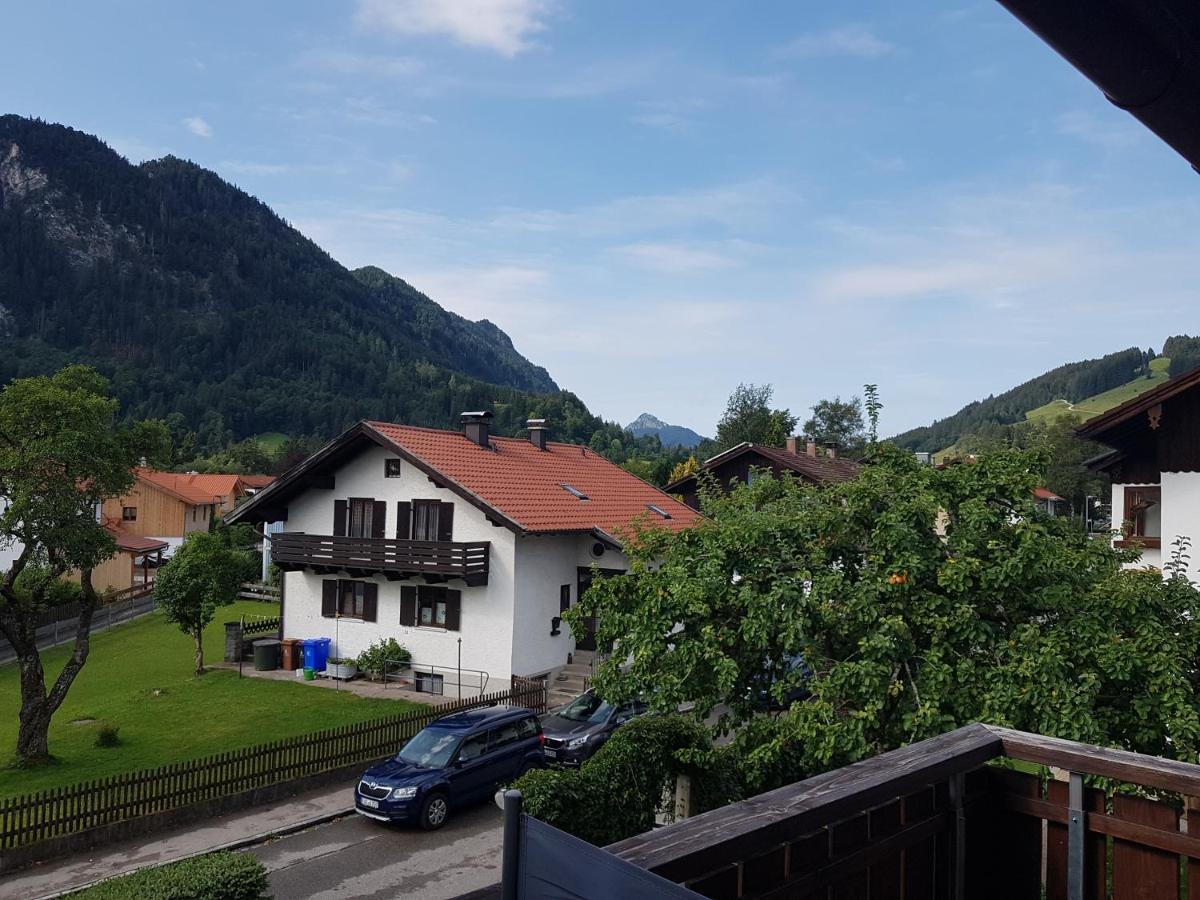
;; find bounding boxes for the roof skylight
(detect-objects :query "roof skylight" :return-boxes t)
[559,483,589,501]
[646,503,672,520]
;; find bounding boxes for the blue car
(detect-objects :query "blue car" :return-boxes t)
[355,705,544,830]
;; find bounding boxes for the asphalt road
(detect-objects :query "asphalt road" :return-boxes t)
[249,801,503,899]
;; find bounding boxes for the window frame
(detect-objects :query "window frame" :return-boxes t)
[1117,485,1162,549]
[122,506,138,522]
[384,458,403,478]
[411,499,441,541]
[339,581,366,619]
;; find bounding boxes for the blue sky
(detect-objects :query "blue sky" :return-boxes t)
[4,1,1198,436]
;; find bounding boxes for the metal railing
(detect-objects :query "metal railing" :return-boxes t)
[377,657,490,698]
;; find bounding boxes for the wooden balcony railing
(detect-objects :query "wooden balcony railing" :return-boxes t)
[271,532,489,586]
[605,722,1200,899]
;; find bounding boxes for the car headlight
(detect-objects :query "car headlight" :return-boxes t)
[567,735,590,750]
[391,786,419,800]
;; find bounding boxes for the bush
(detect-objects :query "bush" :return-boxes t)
[94,723,120,748]
[355,637,410,676]
[70,850,269,899]
[515,714,736,846]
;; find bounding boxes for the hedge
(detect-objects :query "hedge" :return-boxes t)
[514,714,740,846]
[69,851,269,899]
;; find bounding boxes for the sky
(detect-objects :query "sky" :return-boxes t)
[4,1,1199,437]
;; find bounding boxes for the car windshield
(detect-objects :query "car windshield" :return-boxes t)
[396,727,460,768]
[556,692,613,724]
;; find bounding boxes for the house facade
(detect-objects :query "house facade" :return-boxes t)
[227,414,701,696]
[667,437,861,510]
[1079,366,1200,580]
[100,469,222,553]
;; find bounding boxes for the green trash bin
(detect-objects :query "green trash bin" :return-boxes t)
[253,639,281,672]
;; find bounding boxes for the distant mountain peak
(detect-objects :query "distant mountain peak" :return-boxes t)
[626,413,706,449]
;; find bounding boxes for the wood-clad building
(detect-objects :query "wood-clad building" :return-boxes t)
[1079,366,1200,578]
[100,469,221,553]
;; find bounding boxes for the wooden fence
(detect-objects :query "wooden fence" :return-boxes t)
[237,583,281,602]
[0,677,546,852]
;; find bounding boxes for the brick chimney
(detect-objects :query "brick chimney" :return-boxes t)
[527,418,549,451]
[786,437,799,455]
[806,440,818,458]
[461,411,494,448]
[825,443,838,460]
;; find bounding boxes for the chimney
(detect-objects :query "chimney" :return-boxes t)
[461,411,494,449]
[824,442,838,460]
[806,441,818,458]
[786,437,799,455]
[527,418,549,451]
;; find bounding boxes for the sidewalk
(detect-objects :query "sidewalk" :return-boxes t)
[0,780,355,900]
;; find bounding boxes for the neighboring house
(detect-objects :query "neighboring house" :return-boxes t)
[1033,487,1066,517]
[68,525,167,593]
[1077,365,1200,579]
[666,438,861,511]
[100,469,221,554]
[0,495,22,575]
[227,413,702,696]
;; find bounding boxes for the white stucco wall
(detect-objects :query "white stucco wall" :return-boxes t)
[280,443,517,695]
[1107,477,1200,575]
[0,496,22,574]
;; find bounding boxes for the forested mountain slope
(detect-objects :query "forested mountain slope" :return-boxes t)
[0,115,565,450]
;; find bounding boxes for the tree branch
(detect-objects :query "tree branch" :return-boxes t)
[44,568,99,716]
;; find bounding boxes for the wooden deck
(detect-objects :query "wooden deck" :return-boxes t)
[271,532,489,586]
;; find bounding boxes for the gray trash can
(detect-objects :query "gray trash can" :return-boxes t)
[253,638,281,671]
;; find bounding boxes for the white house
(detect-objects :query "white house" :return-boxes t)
[0,495,21,574]
[227,414,702,697]
[1079,366,1200,580]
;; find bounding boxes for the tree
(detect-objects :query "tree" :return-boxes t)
[863,384,883,444]
[802,396,866,455]
[714,384,797,451]
[155,526,258,674]
[668,456,699,485]
[572,445,1200,794]
[0,366,169,765]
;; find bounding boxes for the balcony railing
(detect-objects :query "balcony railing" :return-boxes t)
[271,532,489,586]
[597,723,1200,899]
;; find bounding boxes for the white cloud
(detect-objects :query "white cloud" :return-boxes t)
[354,0,553,57]
[296,49,425,79]
[183,116,212,138]
[1056,110,1140,150]
[614,242,740,274]
[778,25,895,60]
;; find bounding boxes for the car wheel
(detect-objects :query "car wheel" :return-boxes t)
[518,758,542,776]
[419,792,450,831]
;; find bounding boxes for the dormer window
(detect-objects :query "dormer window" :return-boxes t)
[560,483,588,501]
[646,503,672,520]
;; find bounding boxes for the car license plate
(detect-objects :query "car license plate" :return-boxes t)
[544,749,557,758]
[361,797,380,809]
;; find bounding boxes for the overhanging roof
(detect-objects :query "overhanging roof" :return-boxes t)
[1076,365,1200,444]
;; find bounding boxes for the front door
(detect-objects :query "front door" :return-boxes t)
[576,567,624,652]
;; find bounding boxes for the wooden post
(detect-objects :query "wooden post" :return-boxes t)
[674,773,695,821]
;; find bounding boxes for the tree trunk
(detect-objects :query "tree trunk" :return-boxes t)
[0,568,99,766]
[194,628,205,675]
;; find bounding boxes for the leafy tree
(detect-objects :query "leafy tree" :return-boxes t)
[714,384,797,451]
[668,455,700,485]
[0,366,169,764]
[155,525,258,675]
[572,446,1200,794]
[802,396,866,454]
[863,384,882,444]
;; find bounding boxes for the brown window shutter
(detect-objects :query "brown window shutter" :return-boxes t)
[396,501,411,539]
[437,502,454,542]
[333,500,347,537]
[444,589,461,632]
[321,580,337,618]
[362,583,378,623]
[372,500,387,538]
[400,586,417,626]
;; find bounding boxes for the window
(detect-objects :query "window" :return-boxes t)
[415,671,444,695]
[385,458,403,478]
[458,731,488,760]
[1120,486,1162,548]
[340,581,366,618]
[412,500,441,541]
[122,507,137,522]
[192,508,197,522]
[646,503,672,520]
[489,722,521,749]
[321,579,378,622]
[559,483,588,500]
[559,584,571,614]
[348,498,374,538]
[517,717,539,740]
[400,585,461,631]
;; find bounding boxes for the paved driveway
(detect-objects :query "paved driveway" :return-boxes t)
[250,802,503,900]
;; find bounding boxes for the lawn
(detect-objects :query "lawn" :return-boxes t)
[1025,357,1171,425]
[0,601,414,798]
[253,431,289,452]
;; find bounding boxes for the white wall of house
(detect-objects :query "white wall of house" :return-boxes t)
[1111,479,1174,573]
[280,443,518,695]
[0,496,21,574]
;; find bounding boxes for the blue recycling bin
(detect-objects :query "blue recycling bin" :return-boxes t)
[314,637,331,671]
[301,639,316,671]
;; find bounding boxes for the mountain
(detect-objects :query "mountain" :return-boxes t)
[0,115,572,450]
[626,413,706,449]
[891,346,1154,452]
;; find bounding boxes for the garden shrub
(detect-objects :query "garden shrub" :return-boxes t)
[355,637,410,676]
[70,851,269,899]
[94,722,121,748]
[515,714,737,846]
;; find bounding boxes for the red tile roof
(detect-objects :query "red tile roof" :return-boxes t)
[1033,487,1064,502]
[666,441,860,493]
[104,524,169,553]
[134,470,244,505]
[240,474,276,489]
[366,422,702,536]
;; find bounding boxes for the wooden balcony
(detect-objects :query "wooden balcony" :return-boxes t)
[602,722,1200,899]
[271,532,489,586]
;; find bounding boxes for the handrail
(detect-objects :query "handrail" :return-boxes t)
[380,657,490,697]
[271,532,489,584]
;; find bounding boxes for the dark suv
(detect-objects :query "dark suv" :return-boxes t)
[540,690,648,766]
[355,705,543,830]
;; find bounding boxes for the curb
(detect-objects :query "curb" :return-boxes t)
[32,804,356,900]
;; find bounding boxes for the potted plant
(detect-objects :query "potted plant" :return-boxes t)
[356,638,412,681]
[327,657,359,680]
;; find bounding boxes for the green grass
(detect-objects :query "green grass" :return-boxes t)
[1025,357,1171,425]
[0,601,414,798]
[253,431,289,452]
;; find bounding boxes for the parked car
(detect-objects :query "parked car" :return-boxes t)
[540,690,648,767]
[355,704,544,830]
